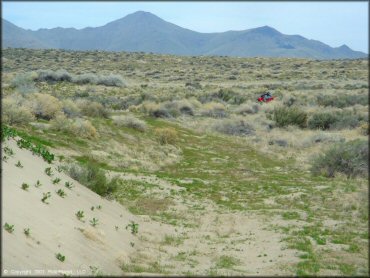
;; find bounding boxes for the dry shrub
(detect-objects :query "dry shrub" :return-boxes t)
[29,93,62,120]
[50,112,71,132]
[140,102,171,118]
[112,115,147,132]
[235,101,259,115]
[76,99,109,118]
[201,102,227,118]
[301,132,345,147]
[155,128,178,145]
[71,118,97,138]
[62,99,81,118]
[187,97,202,109]
[212,117,255,136]
[359,122,369,136]
[174,99,195,116]
[2,97,35,125]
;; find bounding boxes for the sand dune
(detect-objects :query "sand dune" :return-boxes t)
[2,137,138,276]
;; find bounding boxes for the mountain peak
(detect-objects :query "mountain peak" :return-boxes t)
[338,44,350,50]
[252,25,281,36]
[125,11,161,20]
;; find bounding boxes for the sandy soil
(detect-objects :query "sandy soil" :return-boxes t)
[2,138,138,276]
[2,137,299,276]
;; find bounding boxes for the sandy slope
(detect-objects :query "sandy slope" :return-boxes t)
[2,138,138,276]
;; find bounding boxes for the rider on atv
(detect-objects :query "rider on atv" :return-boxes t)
[258,92,274,103]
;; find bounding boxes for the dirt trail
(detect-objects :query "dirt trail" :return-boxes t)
[110,171,300,275]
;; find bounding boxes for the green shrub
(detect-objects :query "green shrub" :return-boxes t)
[11,72,38,94]
[37,69,73,82]
[317,94,368,108]
[97,74,125,87]
[36,70,124,87]
[308,111,363,130]
[273,106,307,128]
[310,139,368,178]
[308,112,338,130]
[72,73,98,85]
[199,88,246,105]
[66,163,118,197]
[330,111,362,130]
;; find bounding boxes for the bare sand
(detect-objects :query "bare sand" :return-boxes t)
[2,138,138,276]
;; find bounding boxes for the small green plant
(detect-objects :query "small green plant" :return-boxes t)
[24,228,30,236]
[52,177,61,184]
[75,210,85,221]
[91,206,95,211]
[45,167,53,176]
[130,242,135,247]
[4,223,14,233]
[96,205,102,210]
[2,155,8,162]
[3,146,14,156]
[41,192,51,204]
[65,181,73,189]
[90,218,99,227]
[126,221,139,235]
[56,165,63,173]
[15,160,23,168]
[35,180,42,187]
[21,183,30,191]
[56,189,66,198]
[115,225,119,231]
[89,266,103,276]
[56,253,65,262]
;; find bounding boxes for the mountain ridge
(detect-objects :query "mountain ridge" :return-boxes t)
[2,11,367,59]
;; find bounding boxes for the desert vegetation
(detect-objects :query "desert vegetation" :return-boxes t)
[2,48,368,276]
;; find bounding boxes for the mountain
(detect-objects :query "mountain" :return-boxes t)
[2,11,367,59]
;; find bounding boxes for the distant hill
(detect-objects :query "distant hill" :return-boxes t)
[2,11,367,59]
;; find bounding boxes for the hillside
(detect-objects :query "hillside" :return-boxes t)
[2,48,369,276]
[2,11,367,59]
[2,133,140,275]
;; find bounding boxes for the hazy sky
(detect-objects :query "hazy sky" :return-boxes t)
[3,1,369,53]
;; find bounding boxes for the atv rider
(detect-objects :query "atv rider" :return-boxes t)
[262,92,272,101]
[258,92,273,103]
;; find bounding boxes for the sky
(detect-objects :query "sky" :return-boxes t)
[2,1,369,53]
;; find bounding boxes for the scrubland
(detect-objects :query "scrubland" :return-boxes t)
[2,48,368,276]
